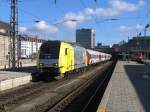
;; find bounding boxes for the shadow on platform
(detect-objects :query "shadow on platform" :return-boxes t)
[124,64,150,112]
[2,66,36,73]
[17,66,36,73]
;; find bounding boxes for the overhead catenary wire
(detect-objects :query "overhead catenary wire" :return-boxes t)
[80,0,99,25]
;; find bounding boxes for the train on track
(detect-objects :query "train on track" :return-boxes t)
[34,40,112,80]
[131,52,144,62]
[131,52,150,64]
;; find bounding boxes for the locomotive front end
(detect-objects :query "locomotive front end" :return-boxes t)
[38,41,61,76]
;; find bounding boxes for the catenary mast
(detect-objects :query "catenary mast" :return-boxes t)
[10,0,19,69]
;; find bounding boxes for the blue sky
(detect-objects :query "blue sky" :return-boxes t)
[0,0,150,46]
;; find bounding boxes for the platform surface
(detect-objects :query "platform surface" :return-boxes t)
[0,71,31,80]
[97,61,150,112]
[0,66,34,91]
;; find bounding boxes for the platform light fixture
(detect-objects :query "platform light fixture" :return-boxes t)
[144,24,150,36]
[35,19,78,26]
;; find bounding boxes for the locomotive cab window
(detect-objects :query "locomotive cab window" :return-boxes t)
[39,41,60,59]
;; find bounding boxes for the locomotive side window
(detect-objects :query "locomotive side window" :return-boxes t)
[65,48,68,55]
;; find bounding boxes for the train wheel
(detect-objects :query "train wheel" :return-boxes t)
[64,72,69,79]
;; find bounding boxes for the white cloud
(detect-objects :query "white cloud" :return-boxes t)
[19,21,58,35]
[95,8,119,16]
[19,27,27,33]
[119,24,144,33]
[61,0,145,29]
[84,8,94,15]
[138,0,145,6]
[95,0,145,17]
[36,21,58,34]
[63,12,86,29]
[135,24,144,29]
[64,12,85,22]
[110,0,137,12]
[119,25,132,32]
[18,21,59,39]
[64,21,77,29]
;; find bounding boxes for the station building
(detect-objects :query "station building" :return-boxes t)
[0,21,10,68]
[20,35,44,59]
[93,43,112,54]
[119,36,150,59]
[0,21,45,69]
[128,36,150,52]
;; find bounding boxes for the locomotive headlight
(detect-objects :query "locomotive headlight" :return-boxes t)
[40,63,43,66]
[53,63,58,66]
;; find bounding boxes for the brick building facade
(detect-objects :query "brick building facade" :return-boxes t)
[0,21,45,69]
[0,21,10,68]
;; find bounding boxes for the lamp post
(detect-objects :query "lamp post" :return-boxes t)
[138,32,142,37]
[52,19,78,26]
[144,24,150,61]
[144,24,150,36]
[96,18,118,24]
[35,19,78,26]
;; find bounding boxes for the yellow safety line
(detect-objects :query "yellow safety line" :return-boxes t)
[97,107,106,112]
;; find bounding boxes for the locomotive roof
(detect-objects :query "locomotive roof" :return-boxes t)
[44,40,82,47]
[43,40,111,56]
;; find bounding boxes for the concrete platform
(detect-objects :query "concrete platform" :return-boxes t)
[0,71,32,91]
[97,61,150,112]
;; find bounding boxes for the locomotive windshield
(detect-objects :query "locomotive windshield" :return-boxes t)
[39,41,60,59]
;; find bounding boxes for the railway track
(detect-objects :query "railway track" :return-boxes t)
[0,65,93,112]
[80,61,116,112]
[47,68,99,112]
[0,82,48,111]
[57,61,116,112]
[46,61,115,112]
[0,78,72,112]
[0,62,113,112]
